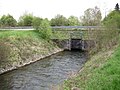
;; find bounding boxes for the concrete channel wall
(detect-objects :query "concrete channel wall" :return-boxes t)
[52,39,96,51]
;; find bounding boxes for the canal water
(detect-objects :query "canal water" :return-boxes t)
[0,51,87,90]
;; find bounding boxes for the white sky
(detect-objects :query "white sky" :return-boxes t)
[0,0,120,20]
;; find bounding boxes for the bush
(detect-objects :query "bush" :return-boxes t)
[18,13,34,26]
[32,16,43,30]
[38,19,52,40]
[0,14,17,27]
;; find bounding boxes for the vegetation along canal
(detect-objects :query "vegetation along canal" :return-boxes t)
[0,51,87,90]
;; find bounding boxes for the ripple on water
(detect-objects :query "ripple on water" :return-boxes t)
[0,51,87,90]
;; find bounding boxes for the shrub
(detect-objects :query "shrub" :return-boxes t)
[38,19,52,40]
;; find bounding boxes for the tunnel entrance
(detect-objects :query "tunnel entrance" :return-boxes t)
[71,39,82,50]
[52,39,95,51]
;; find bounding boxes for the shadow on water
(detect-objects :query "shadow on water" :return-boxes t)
[0,51,87,90]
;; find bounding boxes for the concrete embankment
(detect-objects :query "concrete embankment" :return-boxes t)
[0,31,63,74]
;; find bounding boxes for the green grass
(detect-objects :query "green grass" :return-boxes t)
[63,46,120,90]
[0,30,60,70]
[0,30,42,39]
[0,30,57,49]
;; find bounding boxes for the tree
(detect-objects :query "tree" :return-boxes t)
[0,20,1,27]
[33,16,43,30]
[102,10,120,28]
[115,3,120,11]
[50,14,68,26]
[102,3,120,28]
[18,13,34,26]
[81,6,102,26]
[0,14,17,27]
[38,19,52,39]
[68,16,80,26]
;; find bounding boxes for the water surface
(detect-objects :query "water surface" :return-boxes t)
[0,51,87,90]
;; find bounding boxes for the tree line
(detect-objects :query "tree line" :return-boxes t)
[0,13,81,27]
[0,3,119,29]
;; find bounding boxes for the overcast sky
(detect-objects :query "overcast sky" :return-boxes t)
[0,0,119,20]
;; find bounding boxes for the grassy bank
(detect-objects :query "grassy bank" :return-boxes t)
[0,30,62,74]
[63,45,120,90]
[0,30,44,39]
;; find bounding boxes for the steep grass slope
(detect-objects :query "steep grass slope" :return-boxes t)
[64,45,120,90]
[0,30,62,74]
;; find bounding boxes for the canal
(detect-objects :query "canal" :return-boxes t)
[0,51,87,90]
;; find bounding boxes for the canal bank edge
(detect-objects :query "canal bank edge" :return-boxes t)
[0,38,63,75]
[63,45,118,90]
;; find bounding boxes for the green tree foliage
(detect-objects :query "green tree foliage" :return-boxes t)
[33,16,43,30]
[0,18,2,27]
[68,16,80,26]
[50,14,68,26]
[38,19,52,39]
[18,13,34,26]
[81,6,102,26]
[0,14,17,27]
[103,3,120,29]
[103,11,120,28]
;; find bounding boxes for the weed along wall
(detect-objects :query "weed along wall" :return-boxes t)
[0,30,63,74]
